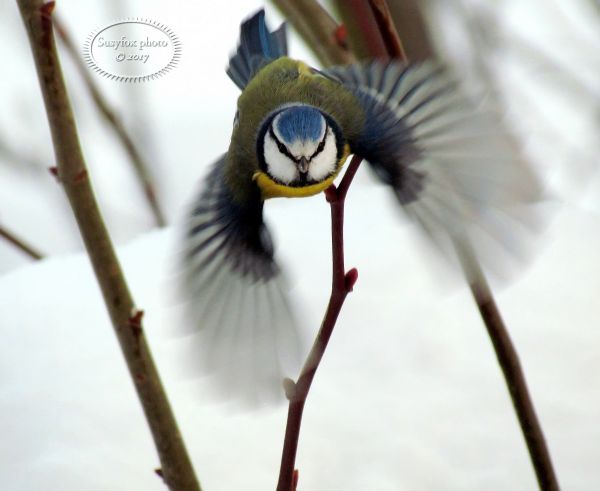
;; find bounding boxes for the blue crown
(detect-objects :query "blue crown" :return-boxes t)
[275,106,324,144]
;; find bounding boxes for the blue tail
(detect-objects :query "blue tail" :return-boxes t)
[227,9,288,90]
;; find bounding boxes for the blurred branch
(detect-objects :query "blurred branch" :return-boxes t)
[0,134,46,172]
[356,2,560,489]
[271,0,355,65]
[502,25,599,102]
[386,0,434,61]
[457,0,598,104]
[332,0,387,60]
[334,0,408,62]
[368,0,407,61]
[455,240,560,491]
[277,156,362,491]
[16,1,200,489]
[453,0,598,198]
[0,224,44,260]
[53,16,167,228]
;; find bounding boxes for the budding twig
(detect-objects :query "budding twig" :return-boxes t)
[277,155,362,491]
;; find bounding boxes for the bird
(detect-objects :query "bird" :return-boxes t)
[181,9,541,403]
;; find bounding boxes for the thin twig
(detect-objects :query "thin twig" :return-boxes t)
[53,16,167,228]
[271,0,355,66]
[276,155,362,491]
[268,5,363,487]
[0,225,44,260]
[359,2,560,489]
[16,1,200,489]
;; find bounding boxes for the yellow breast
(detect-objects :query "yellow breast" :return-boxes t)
[253,145,351,199]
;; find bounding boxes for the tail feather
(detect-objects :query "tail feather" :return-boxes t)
[227,9,288,90]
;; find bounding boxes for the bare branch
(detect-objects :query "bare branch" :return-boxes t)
[385,0,434,61]
[277,155,362,491]
[271,0,355,66]
[455,240,560,491]
[355,2,560,489]
[0,224,44,260]
[332,0,387,60]
[53,16,167,228]
[15,1,199,489]
[368,0,407,61]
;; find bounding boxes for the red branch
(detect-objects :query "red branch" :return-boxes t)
[276,155,362,491]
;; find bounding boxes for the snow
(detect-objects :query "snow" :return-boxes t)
[1,0,599,489]
[1,199,599,490]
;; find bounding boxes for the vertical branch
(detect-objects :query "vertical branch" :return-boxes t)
[0,225,44,260]
[53,16,167,228]
[277,156,362,491]
[16,1,200,489]
[356,2,559,489]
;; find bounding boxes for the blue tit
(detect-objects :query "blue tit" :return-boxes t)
[182,9,540,402]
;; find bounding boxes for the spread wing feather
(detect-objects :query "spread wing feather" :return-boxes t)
[181,156,301,403]
[323,61,542,264]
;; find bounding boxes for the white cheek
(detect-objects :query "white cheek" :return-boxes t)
[308,132,338,181]
[264,133,298,184]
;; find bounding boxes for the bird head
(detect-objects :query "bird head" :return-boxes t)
[257,105,344,187]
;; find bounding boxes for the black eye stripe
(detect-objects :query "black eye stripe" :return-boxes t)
[309,124,329,161]
[268,122,329,163]
[269,126,298,162]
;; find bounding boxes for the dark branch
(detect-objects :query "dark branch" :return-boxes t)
[357,2,559,489]
[368,0,408,61]
[455,241,560,491]
[276,155,362,491]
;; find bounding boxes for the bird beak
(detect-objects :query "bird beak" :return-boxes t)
[298,157,309,174]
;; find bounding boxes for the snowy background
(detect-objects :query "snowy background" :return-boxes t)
[0,0,599,489]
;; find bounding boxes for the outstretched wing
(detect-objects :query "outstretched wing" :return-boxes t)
[323,62,542,267]
[181,155,301,403]
[226,9,288,90]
